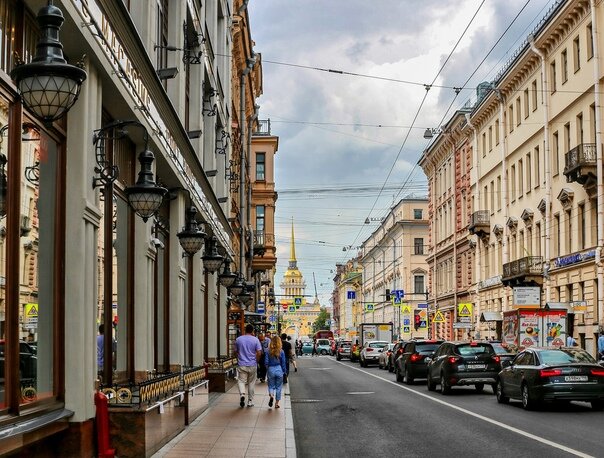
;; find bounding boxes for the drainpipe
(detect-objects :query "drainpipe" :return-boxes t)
[247,105,259,281]
[590,0,604,329]
[529,34,552,305]
[239,53,257,276]
[465,113,480,336]
[496,92,510,311]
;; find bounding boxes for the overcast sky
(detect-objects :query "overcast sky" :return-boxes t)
[247,0,559,306]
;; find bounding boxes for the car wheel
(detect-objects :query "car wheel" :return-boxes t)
[427,373,436,391]
[591,400,604,411]
[405,367,414,385]
[396,367,403,382]
[388,362,394,373]
[320,350,327,355]
[475,383,484,393]
[336,355,341,361]
[360,358,366,367]
[378,361,383,369]
[521,383,537,410]
[440,374,451,395]
[496,380,509,404]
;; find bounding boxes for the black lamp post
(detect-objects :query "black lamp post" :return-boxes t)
[10,2,87,125]
[0,154,6,219]
[177,206,205,256]
[218,258,237,288]
[228,274,245,296]
[202,236,224,273]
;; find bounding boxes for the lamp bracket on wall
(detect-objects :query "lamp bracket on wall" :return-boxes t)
[203,86,217,116]
[216,130,230,154]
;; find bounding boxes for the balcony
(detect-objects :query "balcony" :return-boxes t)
[501,256,543,287]
[468,210,490,239]
[254,120,271,136]
[251,231,276,272]
[563,143,597,196]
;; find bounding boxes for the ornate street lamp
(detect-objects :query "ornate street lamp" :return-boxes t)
[228,274,245,296]
[218,258,237,288]
[202,236,224,273]
[10,2,87,125]
[177,206,205,256]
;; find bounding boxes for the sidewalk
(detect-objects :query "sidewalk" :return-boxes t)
[152,380,296,457]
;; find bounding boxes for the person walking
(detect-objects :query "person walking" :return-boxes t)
[265,335,287,409]
[598,330,604,359]
[311,338,318,357]
[281,333,292,383]
[234,324,262,408]
[257,332,270,383]
[288,335,298,372]
[296,339,303,357]
[566,333,578,347]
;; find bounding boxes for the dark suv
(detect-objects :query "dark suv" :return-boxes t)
[395,340,443,384]
[426,341,501,394]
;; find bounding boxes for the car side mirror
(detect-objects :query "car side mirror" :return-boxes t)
[501,360,512,368]
[424,357,432,363]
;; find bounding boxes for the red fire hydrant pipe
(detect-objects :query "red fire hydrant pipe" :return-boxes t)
[94,391,115,458]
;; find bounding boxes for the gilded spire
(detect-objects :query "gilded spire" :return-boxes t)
[289,218,296,262]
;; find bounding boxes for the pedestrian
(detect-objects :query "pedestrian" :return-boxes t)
[97,323,116,381]
[598,330,604,359]
[234,324,262,408]
[265,335,287,409]
[566,334,578,347]
[297,339,303,356]
[311,338,318,357]
[288,335,298,372]
[257,332,270,383]
[281,333,292,383]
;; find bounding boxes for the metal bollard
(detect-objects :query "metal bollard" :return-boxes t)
[94,391,116,458]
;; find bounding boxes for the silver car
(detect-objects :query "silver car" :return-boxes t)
[378,343,396,369]
[359,341,390,367]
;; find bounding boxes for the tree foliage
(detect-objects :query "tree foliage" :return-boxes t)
[312,308,330,334]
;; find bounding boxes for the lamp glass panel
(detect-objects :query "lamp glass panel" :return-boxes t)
[128,191,164,219]
[219,274,236,288]
[203,257,223,272]
[19,75,80,121]
[179,235,203,255]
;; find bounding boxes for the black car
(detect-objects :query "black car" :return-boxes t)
[388,341,407,373]
[496,347,604,410]
[489,341,516,367]
[0,340,37,380]
[335,340,352,361]
[426,341,501,394]
[395,340,443,384]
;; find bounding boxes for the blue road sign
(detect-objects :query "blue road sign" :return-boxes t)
[257,301,265,313]
[393,289,405,300]
[403,318,410,326]
[269,316,275,322]
[418,303,428,308]
[347,291,356,300]
[294,297,303,306]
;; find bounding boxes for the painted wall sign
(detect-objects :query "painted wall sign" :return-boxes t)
[553,250,596,268]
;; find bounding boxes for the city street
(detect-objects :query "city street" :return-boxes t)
[289,355,603,458]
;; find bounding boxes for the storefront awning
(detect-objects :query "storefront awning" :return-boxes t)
[479,312,502,322]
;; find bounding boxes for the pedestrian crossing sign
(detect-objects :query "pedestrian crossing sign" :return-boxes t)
[457,303,472,317]
[294,297,302,307]
[433,310,445,323]
[401,304,411,314]
[403,326,411,334]
[289,306,296,313]
[365,303,374,312]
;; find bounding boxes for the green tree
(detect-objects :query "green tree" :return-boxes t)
[312,308,330,334]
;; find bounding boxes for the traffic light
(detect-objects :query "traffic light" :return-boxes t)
[385,289,391,301]
[414,309,421,330]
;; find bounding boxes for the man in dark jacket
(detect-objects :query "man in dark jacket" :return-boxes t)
[281,333,292,383]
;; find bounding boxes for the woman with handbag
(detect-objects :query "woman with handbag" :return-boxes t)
[265,335,287,408]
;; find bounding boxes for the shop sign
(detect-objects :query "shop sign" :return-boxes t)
[553,250,596,268]
[479,275,501,290]
[513,286,541,308]
[571,301,587,313]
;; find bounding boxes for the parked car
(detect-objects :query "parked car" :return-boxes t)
[359,341,389,367]
[0,340,37,380]
[378,343,395,369]
[301,341,314,355]
[335,340,352,361]
[496,347,604,410]
[426,341,501,394]
[489,341,517,367]
[395,340,443,384]
[388,341,407,372]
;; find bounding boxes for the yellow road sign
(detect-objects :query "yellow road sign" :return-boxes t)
[401,305,411,314]
[457,303,473,317]
[433,310,445,323]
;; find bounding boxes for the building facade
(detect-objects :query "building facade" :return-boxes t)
[0,0,271,456]
[360,198,430,340]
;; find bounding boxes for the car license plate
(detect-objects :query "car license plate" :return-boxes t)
[564,375,588,382]
[469,364,486,370]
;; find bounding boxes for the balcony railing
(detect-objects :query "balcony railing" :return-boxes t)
[564,143,596,178]
[253,231,275,256]
[255,119,271,136]
[502,256,543,282]
[469,210,490,237]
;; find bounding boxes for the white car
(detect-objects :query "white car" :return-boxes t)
[378,343,396,369]
[359,341,390,367]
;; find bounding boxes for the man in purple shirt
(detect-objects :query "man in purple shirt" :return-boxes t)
[235,324,262,407]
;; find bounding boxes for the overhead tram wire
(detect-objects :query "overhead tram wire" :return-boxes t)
[338,0,487,261]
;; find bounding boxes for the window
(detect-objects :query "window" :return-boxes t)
[573,36,580,72]
[156,0,169,89]
[414,209,423,219]
[531,80,538,111]
[587,23,594,61]
[524,89,529,119]
[564,122,571,153]
[255,152,265,180]
[518,159,524,196]
[554,214,560,257]
[497,176,502,211]
[511,164,516,201]
[577,113,584,145]
[516,97,521,126]
[526,152,531,190]
[490,181,495,214]
[552,131,559,176]
[536,222,542,257]
[561,49,568,83]
[509,105,514,133]
[578,203,585,250]
[591,103,597,143]
[482,132,486,157]
[488,126,492,151]
[550,61,557,93]
[414,238,424,255]
[256,205,265,233]
[495,119,500,145]
[534,146,540,187]
[566,209,572,255]
[414,275,425,294]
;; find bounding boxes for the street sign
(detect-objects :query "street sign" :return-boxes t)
[403,318,410,326]
[433,310,445,323]
[347,291,356,300]
[24,303,38,326]
[365,303,374,312]
[257,301,265,313]
[294,296,303,307]
[289,306,296,313]
[457,303,472,317]
[269,316,275,322]
[401,304,411,314]
[402,326,411,334]
[417,303,428,308]
[453,322,472,329]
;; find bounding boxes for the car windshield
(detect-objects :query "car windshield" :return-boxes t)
[455,344,494,356]
[538,349,596,365]
[369,342,388,348]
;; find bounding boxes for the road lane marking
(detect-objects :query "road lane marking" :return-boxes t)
[337,361,594,458]
[306,367,331,370]
[346,391,374,395]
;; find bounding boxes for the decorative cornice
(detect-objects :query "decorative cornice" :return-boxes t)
[538,198,547,215]
[557,188,574,209]
[521,208,534,226]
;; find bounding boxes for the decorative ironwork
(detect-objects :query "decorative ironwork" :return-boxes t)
[202,86,217,116]
[216,130,230,154]
[469,210,490,238]
[502,256,543,284]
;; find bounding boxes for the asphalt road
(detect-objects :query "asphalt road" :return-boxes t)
[289,355,603,458]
